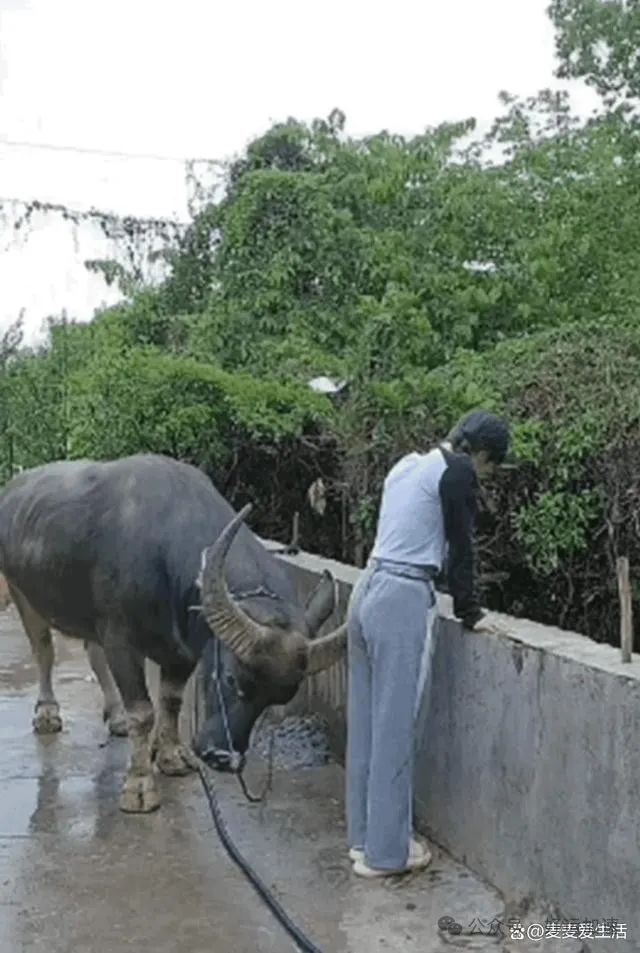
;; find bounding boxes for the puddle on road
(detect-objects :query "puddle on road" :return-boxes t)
[0,771,124,842]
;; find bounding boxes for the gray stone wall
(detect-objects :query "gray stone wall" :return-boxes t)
[265,545,640,950]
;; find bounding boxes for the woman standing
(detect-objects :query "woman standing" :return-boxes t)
[346,410,511,878]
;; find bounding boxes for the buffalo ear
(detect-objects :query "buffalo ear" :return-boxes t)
[304,570,337,637]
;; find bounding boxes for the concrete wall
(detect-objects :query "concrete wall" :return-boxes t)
[267,546,640,947]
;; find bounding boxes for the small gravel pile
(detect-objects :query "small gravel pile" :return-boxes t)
[251,713,333,769]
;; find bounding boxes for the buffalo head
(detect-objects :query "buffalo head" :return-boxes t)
[192,504,346,769]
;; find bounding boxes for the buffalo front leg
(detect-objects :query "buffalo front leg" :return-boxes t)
[9,585,62,734]
[102,634,160,813]
[84,641,128,737]
[151,669,198,776]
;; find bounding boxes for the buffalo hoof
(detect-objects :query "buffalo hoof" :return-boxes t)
[156,744,199,776]
[33,701,63,734]
[105,708,129,737]
[119,775,161,813]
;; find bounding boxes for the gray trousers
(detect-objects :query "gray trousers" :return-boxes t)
[346,561,436,869]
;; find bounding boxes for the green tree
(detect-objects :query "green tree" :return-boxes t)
[550,0,640,108]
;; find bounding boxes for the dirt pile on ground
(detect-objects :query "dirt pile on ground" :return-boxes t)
[252,712,334,769]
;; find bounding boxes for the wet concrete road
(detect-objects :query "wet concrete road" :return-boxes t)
[1,605,511,953]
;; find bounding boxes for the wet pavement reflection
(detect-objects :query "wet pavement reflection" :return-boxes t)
[1,605,507,953]
[0,608,295,953]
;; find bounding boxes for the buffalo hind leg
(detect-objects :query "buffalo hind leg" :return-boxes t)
[9,585,62,734]
[151,669,198,776]
[102,632,160,813]
[84,641,128,737]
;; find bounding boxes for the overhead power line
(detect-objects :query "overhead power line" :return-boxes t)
[0,137,225,165]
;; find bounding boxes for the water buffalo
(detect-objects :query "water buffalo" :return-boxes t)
[0,453,346,813]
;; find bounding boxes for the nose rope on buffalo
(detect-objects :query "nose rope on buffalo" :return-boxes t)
[196,638,325,953]
[213,637,275,803]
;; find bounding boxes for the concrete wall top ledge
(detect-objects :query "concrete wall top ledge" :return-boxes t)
[261,539,640,684]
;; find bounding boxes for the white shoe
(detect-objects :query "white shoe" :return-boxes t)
[350,839,432,877]
[349,837,424,863]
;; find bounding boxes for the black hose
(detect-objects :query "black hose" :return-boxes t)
[197,764,325,953]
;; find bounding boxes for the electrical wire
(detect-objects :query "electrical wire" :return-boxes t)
[0,136,224,166]
[197,765,325,953]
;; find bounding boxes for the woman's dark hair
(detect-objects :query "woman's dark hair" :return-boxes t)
[447,410,510,464]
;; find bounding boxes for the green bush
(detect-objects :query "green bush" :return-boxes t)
[0,328,339,546]
[340,318,640,643]
[66,347,332,465]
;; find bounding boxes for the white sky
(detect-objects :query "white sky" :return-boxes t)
[0,0,599,344]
